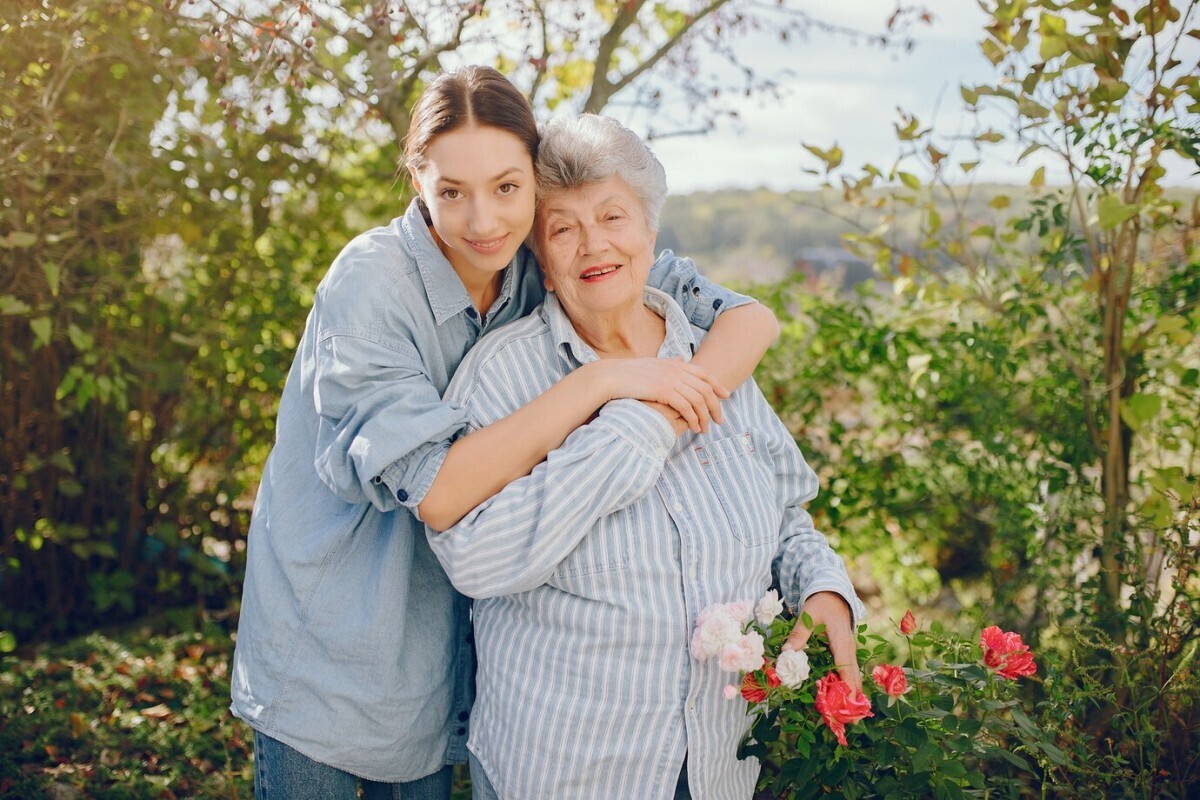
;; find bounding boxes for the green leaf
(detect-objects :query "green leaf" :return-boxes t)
[803,142,843,171]
[1038,14,1068,60]
[1038,739,1069,766]
[1097,193,1138,229]
[1018,96,1051,119]
[1120,393,1162,430]
[0,630,15,652]
[2,231,38,249]
[981,38,1006,65]
[42,262,61,297]
[0,294,32,315]
[898,172,922,190]
[30,316,52,348]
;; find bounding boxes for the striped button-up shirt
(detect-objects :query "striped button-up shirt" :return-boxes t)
[428,288,865,800]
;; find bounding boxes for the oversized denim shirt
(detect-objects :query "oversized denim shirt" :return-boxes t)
[229,198,757,782]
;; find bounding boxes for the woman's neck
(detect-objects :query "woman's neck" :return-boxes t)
[430,223,504,317]
[460,269,503,317]
[574,301,665,360]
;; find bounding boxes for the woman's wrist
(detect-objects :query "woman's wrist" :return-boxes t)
[575,360,617,407]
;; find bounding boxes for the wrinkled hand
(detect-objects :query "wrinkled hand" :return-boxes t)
[783,591,862,694]
[597,357,729,434]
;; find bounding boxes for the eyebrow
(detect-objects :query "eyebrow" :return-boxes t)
[541,195,623,217]
[439,167,526,186]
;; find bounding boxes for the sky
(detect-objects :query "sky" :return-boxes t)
[600,1,1200,194]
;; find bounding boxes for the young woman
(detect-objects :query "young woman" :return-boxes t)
[230,66,780,800]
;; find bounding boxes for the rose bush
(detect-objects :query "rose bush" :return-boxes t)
[695,598,1067,798]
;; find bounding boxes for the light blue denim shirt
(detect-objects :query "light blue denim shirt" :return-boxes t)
[428,289,865,799]
[229,198,757,782]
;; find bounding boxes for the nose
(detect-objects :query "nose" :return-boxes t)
[578,221,607,255]
[468,196,499,237]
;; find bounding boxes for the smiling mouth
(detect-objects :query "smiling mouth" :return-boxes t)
[580,264,621,281]
[466,234,508,254]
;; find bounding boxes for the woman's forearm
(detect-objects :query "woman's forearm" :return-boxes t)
[690,301,780,392]
[421,351,733,530]
[427,402,671,598]
[420,301,777,531]
[419,362,609,531]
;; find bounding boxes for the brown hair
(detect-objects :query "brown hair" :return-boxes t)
[403,66,538,173]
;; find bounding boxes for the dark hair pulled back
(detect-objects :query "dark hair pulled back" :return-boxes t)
[403,66,538,173]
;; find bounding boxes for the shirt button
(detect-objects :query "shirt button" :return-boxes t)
[456,727,467,736]
[396,489,409,503]
[688,565,697,580]
[672,502,684,513]
[712,298,723,310]
[458,711,470,722]
[465,307,478,319]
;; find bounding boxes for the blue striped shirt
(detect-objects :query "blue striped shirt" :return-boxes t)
[428,288,865,800]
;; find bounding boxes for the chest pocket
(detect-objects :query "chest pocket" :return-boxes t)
[693,432,779,548]
[549,504,632,586]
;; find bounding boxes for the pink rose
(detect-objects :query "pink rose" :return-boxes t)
[980,625,1037,680]
[727,600,755,625]
[899,610,917,635]
[690,606,741,660]
[814,673,873,746]
[718,631,765,673]
[871,664,908,697]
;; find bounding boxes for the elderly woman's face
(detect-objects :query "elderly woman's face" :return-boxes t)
[535,176,656,319]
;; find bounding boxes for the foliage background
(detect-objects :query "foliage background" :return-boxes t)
[2,0,1198,797]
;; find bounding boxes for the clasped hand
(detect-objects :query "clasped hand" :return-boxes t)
[594,357,730,435]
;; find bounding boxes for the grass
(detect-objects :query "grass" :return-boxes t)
[0,615,472,799]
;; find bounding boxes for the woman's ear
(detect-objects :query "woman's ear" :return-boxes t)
[408,166,424,199]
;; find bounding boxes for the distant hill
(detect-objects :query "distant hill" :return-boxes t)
[657,184,1199,287]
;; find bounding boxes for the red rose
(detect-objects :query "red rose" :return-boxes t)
[871,664,908,697]
[899,610,917,635]
[980,625,1037,680]
[740,660,781,703]
[814,673,873,746]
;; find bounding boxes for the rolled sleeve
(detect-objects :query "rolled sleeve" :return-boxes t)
[313,330,468,512]
[594,399,676,458]
[377,439,453,516]
[428,401,670,599]
[646,249,757,331]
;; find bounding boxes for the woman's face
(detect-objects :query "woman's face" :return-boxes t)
[535,175,657,321]
[410,124,536,284]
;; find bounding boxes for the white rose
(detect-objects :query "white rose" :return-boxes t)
[754,590,784,626]
[774,648,811,688]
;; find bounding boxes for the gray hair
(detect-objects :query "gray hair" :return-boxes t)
[535,114,668,231]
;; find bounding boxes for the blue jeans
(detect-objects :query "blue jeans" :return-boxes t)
[254,731,453,800]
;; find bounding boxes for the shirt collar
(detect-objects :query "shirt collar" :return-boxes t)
[399,198,520,326]
[543,286,698,368]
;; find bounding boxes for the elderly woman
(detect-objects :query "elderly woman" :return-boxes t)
[427,115,865,800]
